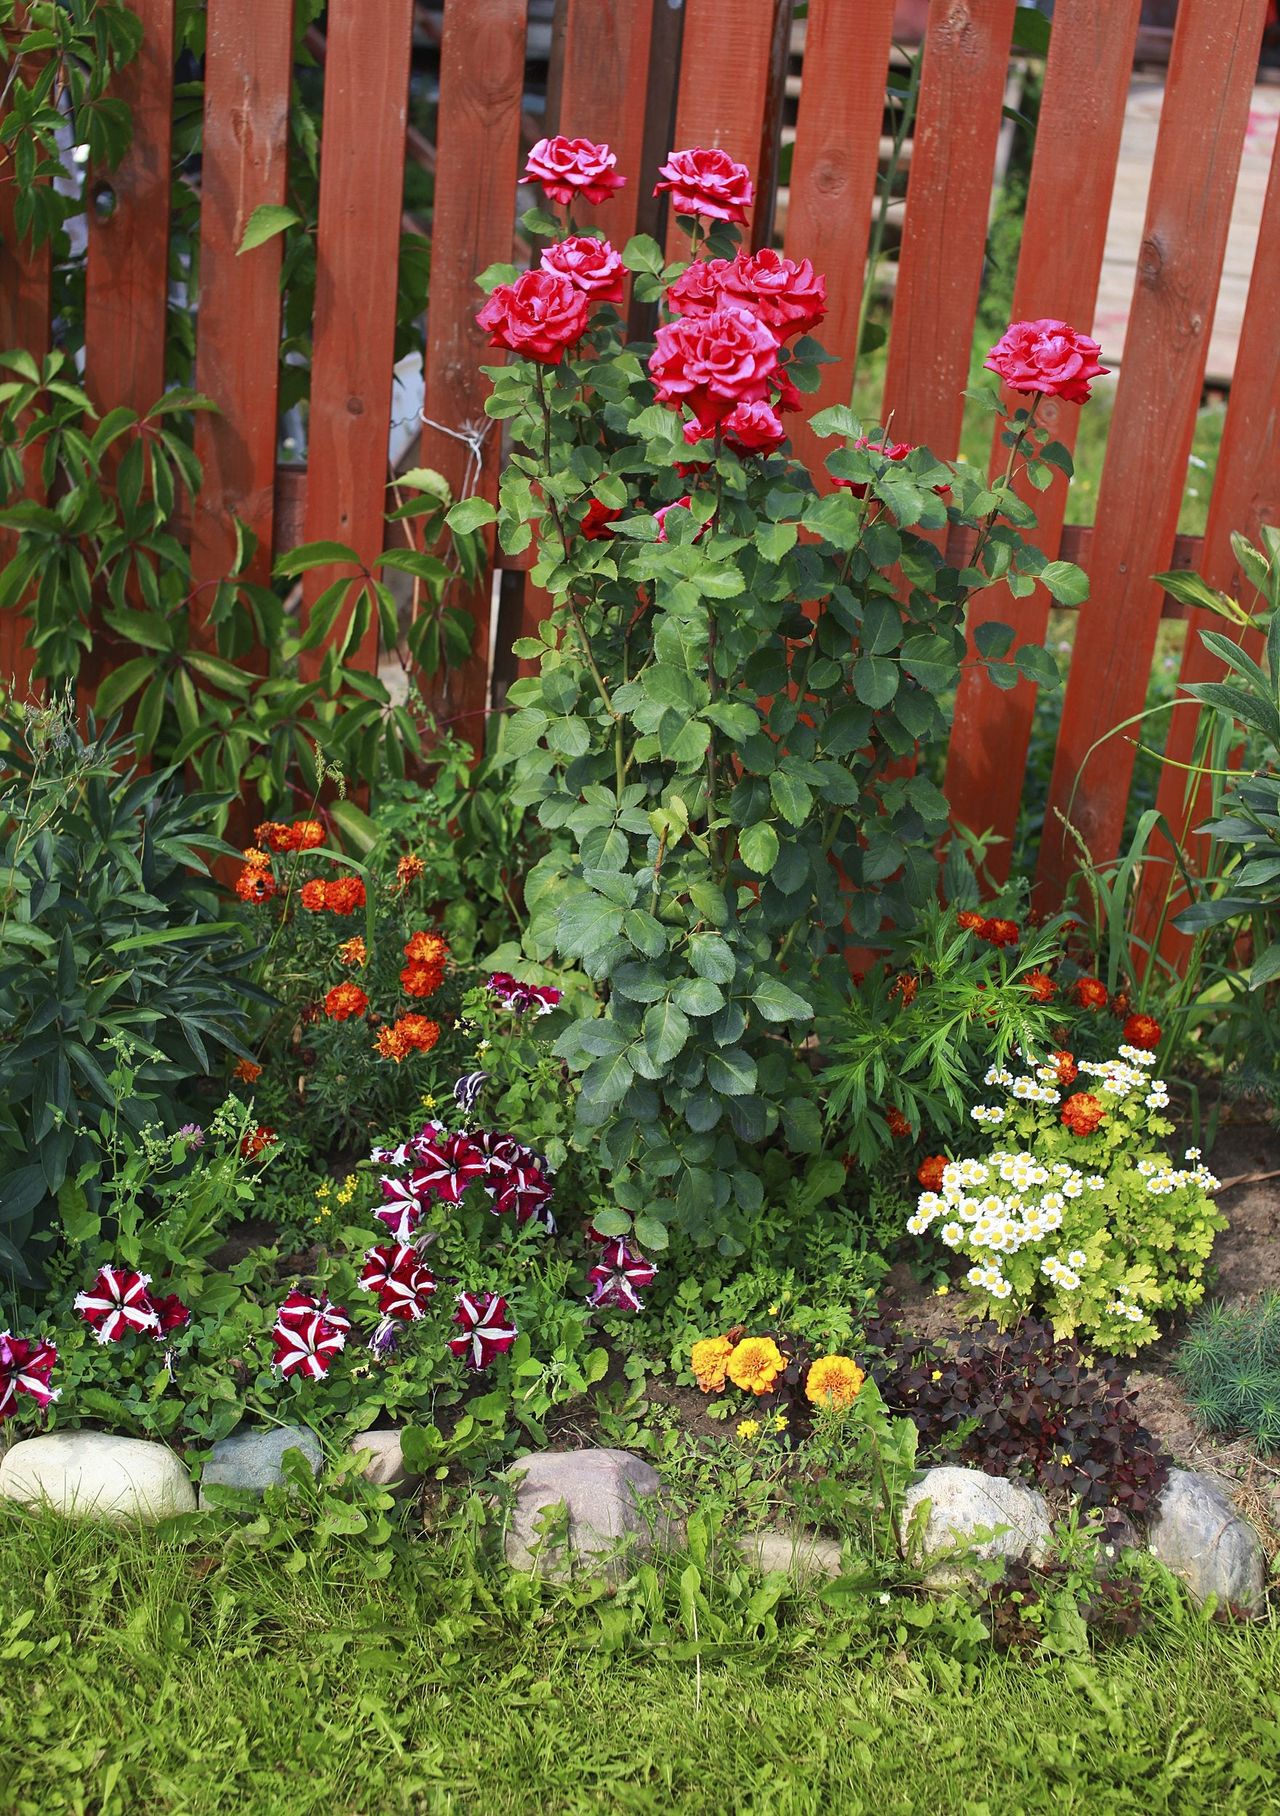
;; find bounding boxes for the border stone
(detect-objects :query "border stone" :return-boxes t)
[0,1432,196,1523]
[1147,1467,1266,1610]
[737,1529,843,1581]
[504,1447,668,1580]
[198,1424,322,1506]
[901,1465,1051,1581]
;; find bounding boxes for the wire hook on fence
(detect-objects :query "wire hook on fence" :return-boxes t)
[418,413,497,505]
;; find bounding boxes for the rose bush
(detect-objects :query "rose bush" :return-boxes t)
[466,141,1090,1256]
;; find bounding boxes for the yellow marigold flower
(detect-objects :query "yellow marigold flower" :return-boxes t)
[804,1355,865,1410]
[691,1335,734,1394]
[736,1419,760,1440]
[727,1336,786,1397]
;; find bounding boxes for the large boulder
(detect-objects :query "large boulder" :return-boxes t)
[0,1432,195,1523]
[504,1447,668,1580]
[198,1424,322,1506]
[901,1466,1051,1581]
[1147,1468,1266,1610]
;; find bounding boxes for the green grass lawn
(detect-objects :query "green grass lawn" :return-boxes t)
[3,1505,1278,1816]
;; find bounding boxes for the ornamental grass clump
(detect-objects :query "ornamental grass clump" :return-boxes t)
[474,133,1092,1252]
[908,1045,1224,1352]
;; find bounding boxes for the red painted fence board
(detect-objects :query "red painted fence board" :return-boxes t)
[549,0,653,243]
[1133,119,1280,959]
[299,0,414,685]
[420,0,528,743]
[663,0,785,260]
[881,0,1018,455]
[782,0,896,480]
[191,0,295,621]
[944,0,1143,880]
[1034,0,1270,909]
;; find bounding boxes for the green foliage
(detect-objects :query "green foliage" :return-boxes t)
[819,903,1074,1165]
[0,358,482,811]
[0,0,142,250]
[1175,1292,1280,1452]
[486,225,1079,1253]
[911,1048,1226,1351]
[868,1317,1169,1515]
[0,705,262,1283]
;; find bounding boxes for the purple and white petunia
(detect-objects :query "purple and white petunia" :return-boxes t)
[452,1072,489,1116]
[74,1266,160,1343]
[586,1239,657,1312]
[0,1332,59,1418]
[448,1292,517,1370]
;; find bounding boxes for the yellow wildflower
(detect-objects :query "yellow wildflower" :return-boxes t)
[737,1419,760,1441]
[772,1413,788,1433]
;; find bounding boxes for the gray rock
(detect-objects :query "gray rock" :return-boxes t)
[504,1447,667,1580]
[738,1529,843,1581]
[347,1428,420,1495]
[901,1466,1051,1581]
[198,1424,322,1506]
[0,1432,195,1523]
[1147,1468,1266,1610]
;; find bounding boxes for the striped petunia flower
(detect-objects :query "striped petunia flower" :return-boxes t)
[452,1071,489,1116]
[0,1332,59,1418]
[487,973,562,1016]
[74,1266,159,1343]
[375,1173,430,1242]
[411,1132,488,1205]
[587,1240,657,1313]
[492,1162,555,1226]
[271,1291,350,1379]
[448,1292,517,1370]
[357,1243,437,1321]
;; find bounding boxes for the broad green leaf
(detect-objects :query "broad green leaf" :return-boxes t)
[739,822,779,874]
[237,203,301,254]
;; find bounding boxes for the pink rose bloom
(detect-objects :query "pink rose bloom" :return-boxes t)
[476,269,590,364]
[666,257,733,317]
[984,318,1108,404]
[723,399,786,453]
[653,496,707,543]
[832,436,914,499]
[654,146,754,224]
[525,135,626,207]
[540,235,624,303]
[719,248,827,339]
[648,303,779,433]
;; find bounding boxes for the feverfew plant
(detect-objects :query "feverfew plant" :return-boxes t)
[909,1046,1225,1352]
[471,134,1092,1253]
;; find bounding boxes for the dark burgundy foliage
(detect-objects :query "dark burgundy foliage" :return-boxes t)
[863,1316,1170,1518]
[986,1556,1147,1653]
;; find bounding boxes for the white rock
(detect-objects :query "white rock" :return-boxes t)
[0,1431,195,1523]
[504,1447,668,1579]
[738,1529,843,1581]
[1147,1468,1266,1609]
[347,1428,420,1495]
[901,1465,1051,1580]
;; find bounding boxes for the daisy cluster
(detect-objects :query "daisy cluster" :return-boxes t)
[909,1150,1103,1301]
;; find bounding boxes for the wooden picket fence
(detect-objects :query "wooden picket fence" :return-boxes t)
[2,0,1279,923]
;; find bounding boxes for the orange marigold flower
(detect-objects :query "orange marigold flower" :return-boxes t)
[805,1355,865,1410]
[1072,975,1109,1011]
[727,1336,786,1396]
[890,971,919,1007]
[396,853,426,889]
[1053,1049,1079,1087]
[291,819,325,852]
[255,821,295,853]
[233,1058,262,1084]
[375,1025,411,1063]
[917,1154,948,1193]
[338,936,368,967]
[396,1014,440,1052]
[1111,989,1131,1016]
[400,961,444,998]
[1123,1012,1162,1051]
[300,879,328,912]
[242,847,272,869]
[240,1124,276,1159]
[691,1335,735,1394]
[325,982,369,1022]
[404,930,449,966]
[979,917,1020,948]
[1024,969,1056,1003]
[1061,1092,1106,1137]
[957,910,986,932]
[884,1106,912,1139]
[235,865,277,905]
[325,875,366,916]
